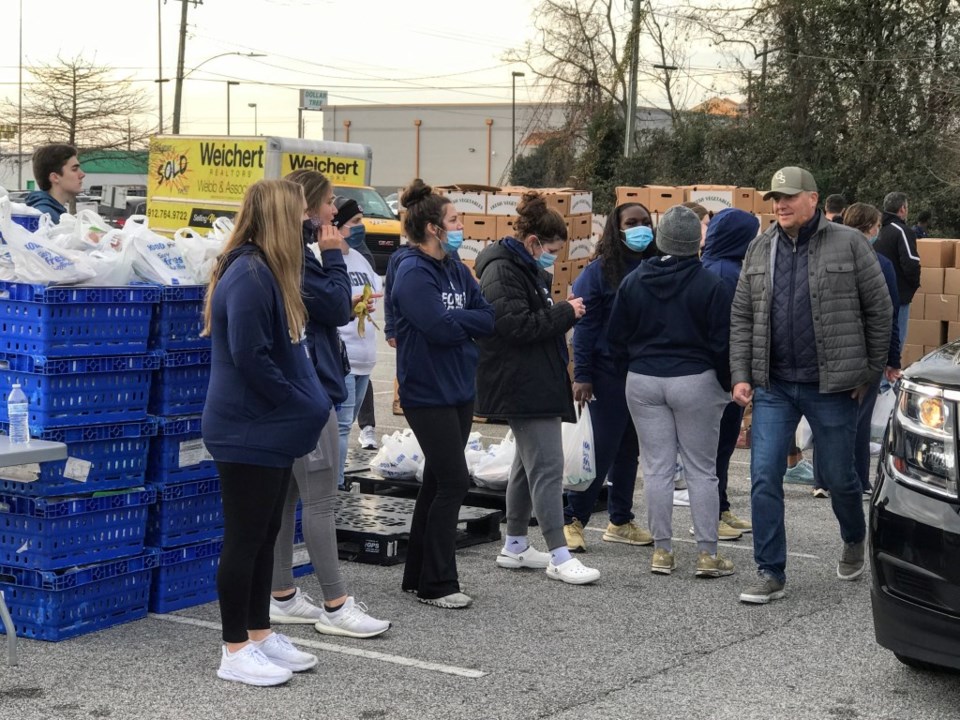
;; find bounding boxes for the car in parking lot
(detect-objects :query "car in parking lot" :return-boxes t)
[870,341,960,672]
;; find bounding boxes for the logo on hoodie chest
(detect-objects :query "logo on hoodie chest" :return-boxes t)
[442,290,466,309]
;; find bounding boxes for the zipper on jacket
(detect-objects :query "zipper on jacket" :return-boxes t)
[788,239,797,375]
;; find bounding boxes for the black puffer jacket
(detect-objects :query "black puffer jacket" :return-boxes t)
[474,239,577,422]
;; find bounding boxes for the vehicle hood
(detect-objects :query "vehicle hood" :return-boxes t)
[903,340,960,390]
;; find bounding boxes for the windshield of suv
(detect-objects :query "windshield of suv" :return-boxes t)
[335,186,395,220]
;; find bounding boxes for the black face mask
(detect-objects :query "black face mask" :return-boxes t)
[302,219,318,246]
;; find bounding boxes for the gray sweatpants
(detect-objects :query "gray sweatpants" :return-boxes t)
[272,409,347,601]
[625,370,728,555]
[506,417,566,551]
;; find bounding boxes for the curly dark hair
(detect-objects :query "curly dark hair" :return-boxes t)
[594,202,655,288]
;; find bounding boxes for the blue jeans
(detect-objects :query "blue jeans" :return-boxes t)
[337,373,370,488]
[897,302,910,351]
[564,367,638,527]
[750,380,864,583]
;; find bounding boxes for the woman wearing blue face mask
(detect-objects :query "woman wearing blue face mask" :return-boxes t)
[474,192,600,586]
[562,203,658,553]
[332,197,383,489]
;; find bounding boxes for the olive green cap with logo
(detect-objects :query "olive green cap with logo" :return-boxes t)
[762,166,818,200]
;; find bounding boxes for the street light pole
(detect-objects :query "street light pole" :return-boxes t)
[248,103,258,135]
[172,50,265,134]
[17,0,23,189]
[511,71,525,183]
[226,81,239,135]
[172,0,190,134]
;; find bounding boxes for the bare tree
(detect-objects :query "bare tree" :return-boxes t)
[3,56,154,152]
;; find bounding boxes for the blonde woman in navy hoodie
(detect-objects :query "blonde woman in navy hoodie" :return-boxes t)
[202,179,328,686]
[392,179,495,609]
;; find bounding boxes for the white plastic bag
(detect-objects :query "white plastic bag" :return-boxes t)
[368,429,423,480]
[473,431,515,490]
[175,227,223,284]
[80,230,138,286]
[562,404,596,491]
[871,388,897,441]
[126,217,194,285]
[797,416,814,451]
[0,200,95,285]
[63,209,113,250]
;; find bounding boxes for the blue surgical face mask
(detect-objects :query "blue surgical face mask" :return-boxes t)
[535,238,558,269]
[622,225,654,252]
[443,229,464,253]
[868,234,878,245]
[345,224,366,249]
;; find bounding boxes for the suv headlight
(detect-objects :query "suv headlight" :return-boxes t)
[886,380,959,499]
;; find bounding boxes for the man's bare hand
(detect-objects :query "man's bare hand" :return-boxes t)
[732,382,753,407]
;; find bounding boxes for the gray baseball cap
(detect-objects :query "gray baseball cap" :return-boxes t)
[762,166,818,200]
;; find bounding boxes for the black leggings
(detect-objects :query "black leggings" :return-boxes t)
[216,461,292,643]
[401,402,474,599]
[357,380,375,429]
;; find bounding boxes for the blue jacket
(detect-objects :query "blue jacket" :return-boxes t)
[700,208,759,295]
[202,245,331,467]
[876,253,902,368]
[571,256,642,383]
[301,224,353,404]
[385,245,460,341]
[391,249,494,408]
[608,255,733,391]
[25,191,66,224]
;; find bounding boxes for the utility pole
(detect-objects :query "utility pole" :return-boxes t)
[760,40,769,96]
[157,0,165,134]
[746,71,753,115]
[17,0,23,189]
[172,0,202,135]
[623,0,643,158]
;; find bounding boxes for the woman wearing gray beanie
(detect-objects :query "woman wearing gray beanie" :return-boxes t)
[608,204,735,578]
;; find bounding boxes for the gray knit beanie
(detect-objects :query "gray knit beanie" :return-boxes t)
[656,205,702,257]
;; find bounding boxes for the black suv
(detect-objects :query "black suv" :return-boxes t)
[871,342,960,671]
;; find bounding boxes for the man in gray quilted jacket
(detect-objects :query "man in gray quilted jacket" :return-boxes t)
[729,166,892,604]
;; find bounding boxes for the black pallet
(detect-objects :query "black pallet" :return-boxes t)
[329,493,502,566]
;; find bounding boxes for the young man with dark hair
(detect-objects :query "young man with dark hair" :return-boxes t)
[824,194,847,223]
[874,191,920,349]
[912,210,932,239]
[26,144,84,223]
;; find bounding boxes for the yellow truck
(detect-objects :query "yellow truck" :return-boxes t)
[147,135,401,272]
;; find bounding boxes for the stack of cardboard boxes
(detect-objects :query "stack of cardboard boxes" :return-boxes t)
[614,184,776,229]
[904,238,960,367]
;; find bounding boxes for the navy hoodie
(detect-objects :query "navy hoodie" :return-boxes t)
[608,255,733,391]
[202,244,331,467]
[301,222,353,404]
[25,190,67,223]
[391,248,494,408]
[571,255,642,383]
[700,208,759,295]
[385,245,461,341]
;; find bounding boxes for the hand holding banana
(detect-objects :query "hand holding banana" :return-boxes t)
[353,284,384,338]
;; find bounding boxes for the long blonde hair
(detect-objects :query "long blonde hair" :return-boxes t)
[203,179,307,342]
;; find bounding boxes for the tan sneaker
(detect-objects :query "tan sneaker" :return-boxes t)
[721,511,752,533]
[695,551,735,578]
[718,520,744,541]
[602,521,654,546]
[651,548,676,575]
[564,519,587,553]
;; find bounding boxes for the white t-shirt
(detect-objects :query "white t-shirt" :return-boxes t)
[338,249,382,375]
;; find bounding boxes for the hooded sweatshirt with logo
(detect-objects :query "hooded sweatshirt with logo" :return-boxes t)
[607,255,733,391]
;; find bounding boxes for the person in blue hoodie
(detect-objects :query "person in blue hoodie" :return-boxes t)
[700,208,760,536]
[609,204,736,579]
[202,178,329,687]
[392,179,494,609]
[562,202,658,553]
[268,170,390,639]
[25,144,84,223]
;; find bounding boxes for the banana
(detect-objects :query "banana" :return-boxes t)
[353,284,379,338]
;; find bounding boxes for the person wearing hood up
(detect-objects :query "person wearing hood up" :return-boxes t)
[700,208,760,539]
[608,204,736,579]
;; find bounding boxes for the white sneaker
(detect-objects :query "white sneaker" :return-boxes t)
[254,632,318,672]
[217,644,293,686]
[673,489,690,507]
[495,545,551,569]
[269,589,323,624]
[359,426,378,450]
[418,592,472,609]
[545,558,600,585]
[314,597,391,639]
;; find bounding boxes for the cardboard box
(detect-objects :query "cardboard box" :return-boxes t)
[924,294,958,322]
[551,262,571,291]
[917,238,955,268]
[441,191,487,215]
[944,268,960,295]
[758,213,777,230]
[919,267,944,295]
[570,192,593,215]
[901,344,925,367]
[566,215,591,240]
[496,215,517,239]
[566,238,596,261]
[486,193,520,216]
[591,214,607,239]
[543,192,572,216]
[571,259,588,284]
[906,319,946,347]
[458,239,490,263]
[687,185,736,214]
[616,186,649,207]
[924,345,942,355]
[734,188,756,212]
[912,293,925,318]
[948,322,960,341]
[462,214,497,241]
[646,186,683,213]
[754,190,773,215]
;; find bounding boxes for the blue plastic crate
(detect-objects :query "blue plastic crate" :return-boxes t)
[149,538,222,613]
[150,285,210,351]
[147,415,217,485]
[0,420,157,497]
[0,281,159,357]
[0,352,158,431]
[0,551,157,641]
[149,349,211,416]
[0,487,155,571]
[146,477,223,548]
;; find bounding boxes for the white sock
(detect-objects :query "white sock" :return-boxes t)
[505,535,528,553]
[550,547,573,565]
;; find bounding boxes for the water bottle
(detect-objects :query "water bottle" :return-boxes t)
[7,383,29,446]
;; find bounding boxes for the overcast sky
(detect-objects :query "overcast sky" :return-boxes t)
[0,0,749,139]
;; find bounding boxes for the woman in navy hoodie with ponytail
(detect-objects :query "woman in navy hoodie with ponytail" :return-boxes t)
[392,179,494,609]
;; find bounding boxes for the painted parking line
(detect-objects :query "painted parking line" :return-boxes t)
[581,526,820,559]
[150,613,488,679]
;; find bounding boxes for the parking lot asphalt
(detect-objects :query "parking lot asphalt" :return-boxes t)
[2,338,958,720]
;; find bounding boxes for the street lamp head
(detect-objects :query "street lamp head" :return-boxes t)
[227,81,239,86]
[512,71,526,78]
[248,103,257,109]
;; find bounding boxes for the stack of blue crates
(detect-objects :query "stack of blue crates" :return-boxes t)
[0,281,160,640]
[146,285,224,613]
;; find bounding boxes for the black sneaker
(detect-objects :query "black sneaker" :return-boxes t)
[837,541,865,580]
[739,571,786,604]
